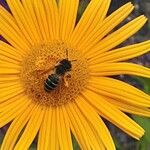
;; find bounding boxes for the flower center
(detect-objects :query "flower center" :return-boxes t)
[21,41,89,107]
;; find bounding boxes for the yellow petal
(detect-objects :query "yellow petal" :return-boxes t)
[0,53,21,65]
[65,103,91,150]
[14,106,45,150]
[59,0,79,41]
[0,82,23,109]
[0,75,19,84]
[0,15,29,50]
[76,97,115,150]
[43,0,59,40]
[85,15,147,58]
[0,60,20,69]
[33,0,50,41]
[88,77,150,107]
[56,107,73,150]
[0,81,21,89]
[70,0,110,46]
[0,67,20,75]
[49,108,59,150]
[0,83,24,103]
[89,40,150,64]
[37,108,52,150]
[1,103,37,150]
[6,0,38,44]
[0,76,19,83]
[90,63,150,78]
[76,96,115,150]
[79,2,134,52]
[0,96,31,128]
[82,89,144,139]
[21,0,43,41]
[0,6,30,49]
[0,40,26,57]
[0,52,21,66]
[103,96,150,117]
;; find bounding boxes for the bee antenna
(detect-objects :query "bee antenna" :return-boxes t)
[71,59,77,62]
[66,49,69,60]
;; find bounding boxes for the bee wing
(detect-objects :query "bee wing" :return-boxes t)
[31,66,54,75]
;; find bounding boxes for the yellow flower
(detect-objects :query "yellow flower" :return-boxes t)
[0,0,150,149]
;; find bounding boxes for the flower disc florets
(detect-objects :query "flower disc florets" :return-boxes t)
[21,41,89,106]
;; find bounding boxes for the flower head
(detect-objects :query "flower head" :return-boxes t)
[0,0,150,149]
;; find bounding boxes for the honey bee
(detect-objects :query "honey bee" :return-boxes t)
[44,50,76,92]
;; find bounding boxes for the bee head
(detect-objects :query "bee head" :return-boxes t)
[60,59,72,71]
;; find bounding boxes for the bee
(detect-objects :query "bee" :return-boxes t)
[44,50,75,92]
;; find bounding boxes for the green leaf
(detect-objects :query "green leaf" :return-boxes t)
[133,116,150,143]
[77,0,89,21]
[133,77,150,93]
[132,76,150,149]
[138,137,150,150]
[72,134,80,150]
[133,116,150,150]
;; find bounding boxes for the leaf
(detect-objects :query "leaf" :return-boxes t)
[133,76,150,94]
[72,134,80,150]
[133,116,150,143]
[132,76,150,149]
[138,137,150,150]
[77,0,89,22]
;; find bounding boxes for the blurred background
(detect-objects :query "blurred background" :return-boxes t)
[0,0,150,149]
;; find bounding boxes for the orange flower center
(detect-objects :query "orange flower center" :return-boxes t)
[20,41,89,106]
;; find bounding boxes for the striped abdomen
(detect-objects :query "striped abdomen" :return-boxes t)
[44,74,59,91]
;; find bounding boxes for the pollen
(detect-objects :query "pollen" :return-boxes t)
[20,41,89,107]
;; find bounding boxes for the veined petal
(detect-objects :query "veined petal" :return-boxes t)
[0,59,21,67]
[14,106,45,150]
[70,0,110,46]
[0,76,19,83]
[43,0,59,40]
[0,96,31,128]
[0,52,21,64]
[0,81,21,90]
[75,97,115,150]
[74,104,105,150]
[0,93,25,112]
[79,2,134,51]
[65,103,91,150]
[0,74,20,84]
[0,6,30,49]
[33,0,50,41]
[38,109,59,150]
[85,15,147,58]
[89,40,150,64]
[103,96,150,117]
[0,16,29,50]
[0,83,24,103]
[6,0,37,44]
[88,77,150,107]
[0,41,26,57]
[56,107,73,150]
[49,108,59,150]
[21,0,43,41]
[0,67,20,75]
[38,108,52,150]
[82,89,144,139]
[90,63,150,78]
[59,0,79,41]
[1,103,37,150]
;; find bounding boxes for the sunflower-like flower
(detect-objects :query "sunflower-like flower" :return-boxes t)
[0,0,150,149]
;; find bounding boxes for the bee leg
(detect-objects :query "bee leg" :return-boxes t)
[63,72,71,87]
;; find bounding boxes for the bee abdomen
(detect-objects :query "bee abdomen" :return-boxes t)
[44,74,59,91]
